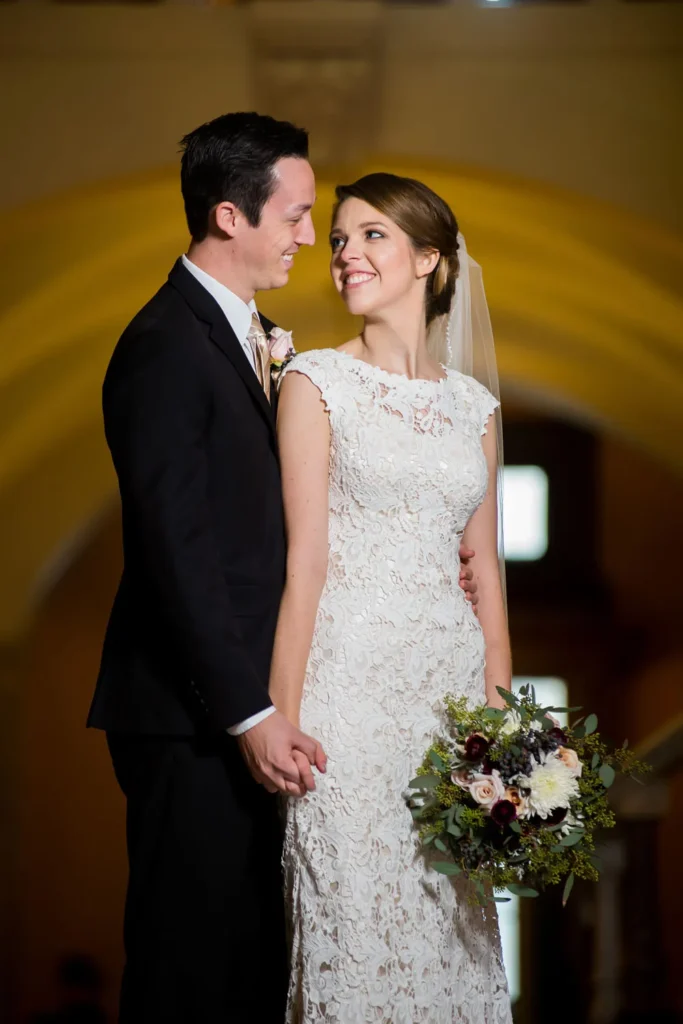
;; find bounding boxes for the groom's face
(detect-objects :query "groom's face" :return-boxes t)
[243,157,316,293]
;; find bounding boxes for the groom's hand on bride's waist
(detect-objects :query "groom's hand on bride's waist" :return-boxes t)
[459,544,479,614]
[236,710,327,797]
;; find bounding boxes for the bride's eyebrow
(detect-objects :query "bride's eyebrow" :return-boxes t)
[329,221,388,240]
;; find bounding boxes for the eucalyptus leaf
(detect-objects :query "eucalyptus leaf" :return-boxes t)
[409,775,440,790]
[484,708,505,721]
[434,839,448,853]
[496,686,519,708]
[429,750,447,771]
[591,753,600,770]
[493,897,512,903]
[423,834,435,846]
[599,764,616,789]
[433,862,461,876]
[558,831,584,847]
[562,872,575,907]
[584,714,598,735]
[510,821,522,834]
[573,725,586,739]
[507,884,539,898]
[447,823,462,838]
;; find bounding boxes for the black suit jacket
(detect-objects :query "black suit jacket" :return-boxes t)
[88,259,286,735]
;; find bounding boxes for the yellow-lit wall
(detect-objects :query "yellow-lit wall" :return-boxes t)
[1,3,683,1019]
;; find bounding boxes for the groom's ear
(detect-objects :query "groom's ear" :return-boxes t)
[213,200,243,240]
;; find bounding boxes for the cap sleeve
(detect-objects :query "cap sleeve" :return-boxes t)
[465,376,500,437]
[280,349,341,417]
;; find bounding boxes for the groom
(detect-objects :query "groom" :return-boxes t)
[88,112,478,1023]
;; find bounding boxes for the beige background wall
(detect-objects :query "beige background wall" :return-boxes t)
[1,3,682,226]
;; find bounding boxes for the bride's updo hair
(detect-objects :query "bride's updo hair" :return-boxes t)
[333,172,460,326]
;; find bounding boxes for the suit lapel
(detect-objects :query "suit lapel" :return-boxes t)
[167,259,275,436]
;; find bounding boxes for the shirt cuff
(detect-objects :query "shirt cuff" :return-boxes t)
[227,706,277,736]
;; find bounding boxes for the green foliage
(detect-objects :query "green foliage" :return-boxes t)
[406,691,651,906]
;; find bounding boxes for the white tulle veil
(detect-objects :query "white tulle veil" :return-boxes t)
[427,234,507,608]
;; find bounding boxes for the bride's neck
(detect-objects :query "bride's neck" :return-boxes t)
[359,309,433,379]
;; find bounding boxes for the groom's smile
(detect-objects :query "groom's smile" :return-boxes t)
[249,155,316,292]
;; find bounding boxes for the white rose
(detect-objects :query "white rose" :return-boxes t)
[500,709,522,738]
[469,770,506,809]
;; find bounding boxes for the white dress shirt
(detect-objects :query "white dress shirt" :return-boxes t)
[181,254,276,737]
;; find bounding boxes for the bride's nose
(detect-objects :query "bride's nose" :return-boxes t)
[338,238,363,264]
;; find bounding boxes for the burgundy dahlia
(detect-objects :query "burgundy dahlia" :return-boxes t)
[490,799,517,827]
[543,806,567,827]
[548,727,568,744]
[464,734,490,762]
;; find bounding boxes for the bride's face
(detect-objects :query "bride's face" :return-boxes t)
[329,198,427,319]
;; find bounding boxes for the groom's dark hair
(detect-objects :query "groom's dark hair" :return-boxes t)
[180,112,309,241]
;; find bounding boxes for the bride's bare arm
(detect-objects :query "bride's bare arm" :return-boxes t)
[269,371,331,727]
[461,420,511,709]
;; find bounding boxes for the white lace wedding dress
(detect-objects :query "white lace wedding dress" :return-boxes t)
[281,348,512,1024]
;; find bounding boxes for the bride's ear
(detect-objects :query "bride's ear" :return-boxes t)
[416,248,440,280]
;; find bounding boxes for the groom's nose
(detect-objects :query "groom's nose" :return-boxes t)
[295,212,315,247]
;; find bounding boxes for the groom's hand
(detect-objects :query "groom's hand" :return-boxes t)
[237,710,327,797]
[459,543,479,614]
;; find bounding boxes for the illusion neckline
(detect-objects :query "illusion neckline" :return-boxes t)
[331,348,450,387]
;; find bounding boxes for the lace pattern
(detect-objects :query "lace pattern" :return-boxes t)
[281,349,510,1024]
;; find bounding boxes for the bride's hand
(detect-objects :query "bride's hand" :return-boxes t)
[237,710,326,797]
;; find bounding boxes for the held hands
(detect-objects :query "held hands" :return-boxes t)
[237,710,327,798]
[459,544,479,613]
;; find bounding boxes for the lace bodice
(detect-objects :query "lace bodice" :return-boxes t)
[280,348,510,1024]
[284,348,497,604]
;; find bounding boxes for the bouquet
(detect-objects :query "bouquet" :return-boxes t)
[407,685,648,906]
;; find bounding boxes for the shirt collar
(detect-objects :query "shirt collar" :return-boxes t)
[181,254,258,347]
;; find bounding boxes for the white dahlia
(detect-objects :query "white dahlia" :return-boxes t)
[526,754,580,818]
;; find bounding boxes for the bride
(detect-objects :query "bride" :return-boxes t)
[270,172,513,1023]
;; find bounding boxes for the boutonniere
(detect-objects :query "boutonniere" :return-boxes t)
[268,327,296,391]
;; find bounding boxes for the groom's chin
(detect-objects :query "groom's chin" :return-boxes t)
[266,267,290,291]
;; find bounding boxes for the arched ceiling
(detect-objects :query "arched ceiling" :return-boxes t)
[1,161,682,640]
